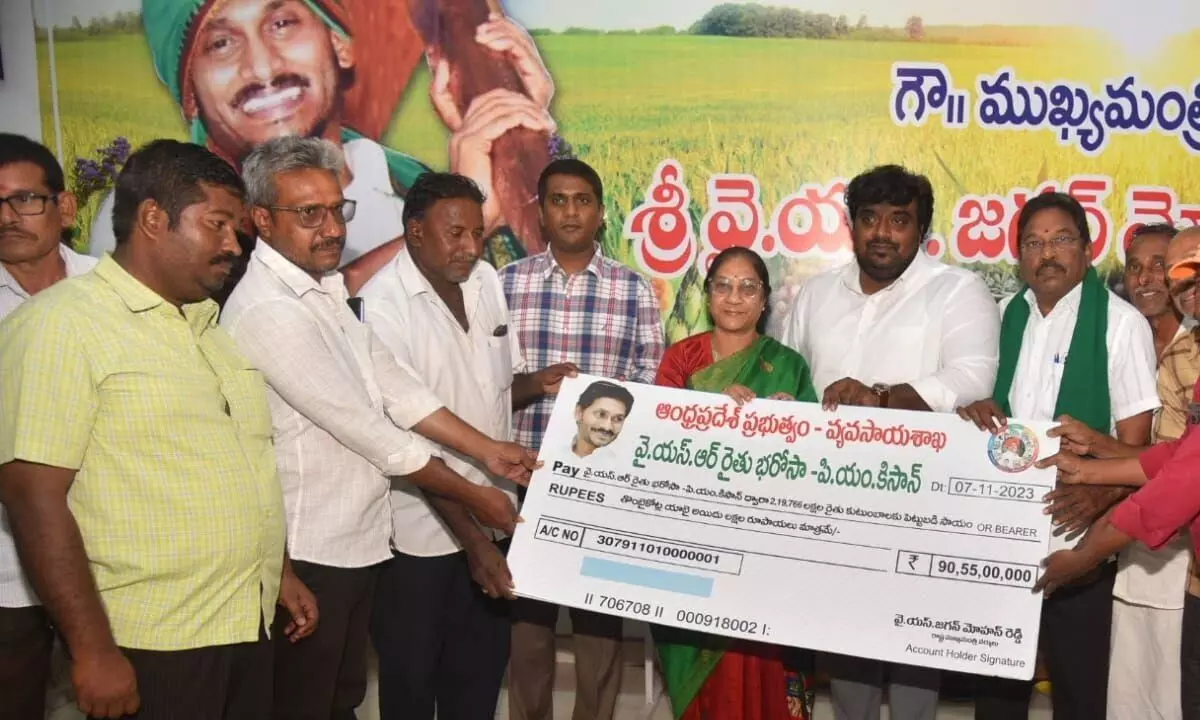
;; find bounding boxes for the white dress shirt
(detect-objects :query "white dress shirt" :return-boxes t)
[780,252,1000,412]
[0,244,97,607]
[86,138,405,267]
[221,242,443,568]
[1000,283,1160,553]
[359,249,523,557]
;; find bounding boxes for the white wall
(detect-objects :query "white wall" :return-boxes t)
[0,0,43,140]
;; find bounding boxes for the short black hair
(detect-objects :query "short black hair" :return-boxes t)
[0,133,66,194]
[704,247,772,333]
[1130,222,1179,243]
[1016,192,1090,246]
[538,158,603,207]
[401,172,485,232]
[576,380,634,415]
[845,164,935,238]
[111,139,244,245]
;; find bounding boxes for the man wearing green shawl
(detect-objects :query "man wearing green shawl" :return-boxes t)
[958,192,1159,720]
[87,0,554,270]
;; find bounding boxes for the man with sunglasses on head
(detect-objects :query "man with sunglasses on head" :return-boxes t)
[0,133,97,720]
[220,136,538,719]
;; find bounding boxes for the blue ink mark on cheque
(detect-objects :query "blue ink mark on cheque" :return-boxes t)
[580,557,714,598]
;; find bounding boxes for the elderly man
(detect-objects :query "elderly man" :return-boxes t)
[222,136,535,719]
[959,193,1159,720]
[782,164,1000,720]
[0,133,97,720]
[0,140,292,719]
[88,0,555,271]
[359,171,575,719]
[1106,224,1193,720]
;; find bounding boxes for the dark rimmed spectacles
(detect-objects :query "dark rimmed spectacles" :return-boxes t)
[0,192,57,217]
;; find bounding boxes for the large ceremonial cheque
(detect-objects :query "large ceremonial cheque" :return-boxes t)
[508,375,1060,680]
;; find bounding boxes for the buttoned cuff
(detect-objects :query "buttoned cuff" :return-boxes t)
[905,376,956,414]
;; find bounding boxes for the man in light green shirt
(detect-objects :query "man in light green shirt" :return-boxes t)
[0,140,306,720]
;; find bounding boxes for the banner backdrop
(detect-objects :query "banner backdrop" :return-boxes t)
[34,0,1200,342]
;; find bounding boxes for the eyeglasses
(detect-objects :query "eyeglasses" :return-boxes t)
[1019,235,1081,254]
[268,200,357,229]
[710,277,764,298]
[0,192,56,217]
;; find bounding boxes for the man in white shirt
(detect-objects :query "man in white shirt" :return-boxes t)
[958,192,1159,719]
[781,164,1000,720]
[222,137,536,719]
[0,133,97,720]
[359,172,574,719]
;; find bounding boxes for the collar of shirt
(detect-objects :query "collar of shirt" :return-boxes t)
[838,248,935,297]
[252,240,348,303]
[1020,280,1083,320]
[392,246,484,313]
[93,255,218,332]
[537,245,604,280]
[0,243,97,297]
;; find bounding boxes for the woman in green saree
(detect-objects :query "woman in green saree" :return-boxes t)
[653,247,818,720]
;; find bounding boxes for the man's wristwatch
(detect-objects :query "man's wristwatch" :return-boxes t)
[870,383,891,409]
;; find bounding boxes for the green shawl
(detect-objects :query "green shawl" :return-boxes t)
[992,267,1111,433]
[654,335,815,717]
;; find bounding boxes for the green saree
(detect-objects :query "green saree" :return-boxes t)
[653,333,817,718]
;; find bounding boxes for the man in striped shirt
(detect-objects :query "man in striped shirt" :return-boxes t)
[501,159,665,720]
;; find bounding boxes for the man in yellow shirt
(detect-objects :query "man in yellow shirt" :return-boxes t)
[0,140,308,720]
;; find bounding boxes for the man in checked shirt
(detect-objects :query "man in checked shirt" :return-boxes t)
[501,158,665,720]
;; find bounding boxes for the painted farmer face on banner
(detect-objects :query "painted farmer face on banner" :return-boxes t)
[251,167,348,276]
[190,0,354,159]
[850,200,922,284]
[1018,207,1090,305]
[573,397,628,457]
[1124,233,1172,319]
[0,162,77,266]
[408,197,487,285]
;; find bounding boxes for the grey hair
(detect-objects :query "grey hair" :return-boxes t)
[242,136,345,208]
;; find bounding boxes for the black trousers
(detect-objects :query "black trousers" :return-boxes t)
[0,605,53,720]
[1182,593,1200,719]
[370,542,511,720]
[273,561,378,720]
[975,562,1116,720]
[86,629,272,720]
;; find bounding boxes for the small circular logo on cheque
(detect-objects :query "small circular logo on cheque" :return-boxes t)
[988,424,1038,473]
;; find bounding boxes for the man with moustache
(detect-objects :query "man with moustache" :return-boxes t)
[780,164,999,720]
[958,193,1159,720]
[0,140,295,719]
[88,0,555,273]
[1023,226,1200,718]
[358,172,575,719]
[0,133,97,720]
[222,137,536,719]
[569,381,634,460]
[500,158,665,720]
